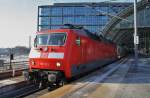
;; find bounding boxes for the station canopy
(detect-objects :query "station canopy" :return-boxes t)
[102,0,150,55]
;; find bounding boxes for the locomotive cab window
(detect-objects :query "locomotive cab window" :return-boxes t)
[36,33,66,46]
[34,36,37,47]
[37,34,48,45]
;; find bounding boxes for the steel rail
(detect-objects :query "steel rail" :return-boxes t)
[0,81,45,98]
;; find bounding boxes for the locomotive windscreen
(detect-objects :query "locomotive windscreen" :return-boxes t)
[36,33,66,46]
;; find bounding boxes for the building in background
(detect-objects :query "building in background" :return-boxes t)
[102,0,150,56]
[38,2,131,34]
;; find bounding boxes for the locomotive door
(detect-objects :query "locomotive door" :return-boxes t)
[76,36,86,65]
[75,36,82,65]
[80,38,87,71]
[81,42,87,63]
[79,38,86,64]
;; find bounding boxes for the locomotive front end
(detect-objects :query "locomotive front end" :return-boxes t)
[28,31,68,87]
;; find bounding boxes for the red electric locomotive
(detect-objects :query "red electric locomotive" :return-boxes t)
[28,24,118,87]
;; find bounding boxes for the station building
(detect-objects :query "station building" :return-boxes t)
[102,0,150,56]
[37,2,131,33]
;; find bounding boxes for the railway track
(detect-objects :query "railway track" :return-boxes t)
[0,81,46,98]
[0,69,28,80]
[0,81,26,96]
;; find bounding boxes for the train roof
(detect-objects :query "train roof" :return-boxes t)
[37,24,114,44]
[62,24,101,41]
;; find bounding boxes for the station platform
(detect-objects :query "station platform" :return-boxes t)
[0,76,24,88]
[39,57,150,98]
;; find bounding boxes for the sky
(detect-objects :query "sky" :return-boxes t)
[0,0,133,48]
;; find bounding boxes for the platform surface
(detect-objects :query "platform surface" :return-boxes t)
[39,57,150,98]
[0,76,24,88]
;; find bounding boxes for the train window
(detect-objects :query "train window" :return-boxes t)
[48,33,66,46]
[34,36,37,47]
[37,34,49,45]
[36,33,66,46]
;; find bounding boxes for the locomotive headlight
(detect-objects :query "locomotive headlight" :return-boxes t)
[31,60,35,65]
[43,47,48,52]
[56,62,61,67]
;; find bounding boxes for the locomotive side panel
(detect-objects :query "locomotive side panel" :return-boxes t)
[69,32,87,77]
[70,32,117,78]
